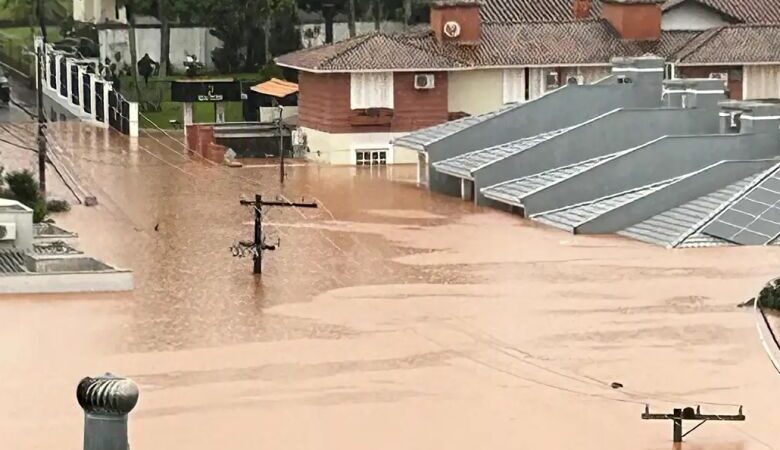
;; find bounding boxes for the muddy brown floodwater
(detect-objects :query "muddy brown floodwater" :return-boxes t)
[1,122,780,450]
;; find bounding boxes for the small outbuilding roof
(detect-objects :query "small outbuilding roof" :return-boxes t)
[251,78,299,98]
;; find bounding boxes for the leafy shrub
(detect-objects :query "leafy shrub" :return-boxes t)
[46,199,71,213]
[756,279,780,310]
[3,169,48,223]
[5,169,40,207]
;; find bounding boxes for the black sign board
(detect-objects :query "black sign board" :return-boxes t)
[171,80,242,103]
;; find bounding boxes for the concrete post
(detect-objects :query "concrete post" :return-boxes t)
[77,65,85,111]
[128,102,139,137]
[215,102,226,123]
[54,54,62,97]
[89,74,97,121]
[103,82,112,127]
[76,373,139,450]
[183,102,194,139]
[66,60,74,103]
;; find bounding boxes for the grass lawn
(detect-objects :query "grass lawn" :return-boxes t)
[0,26,63,44]
[122,75,262,129]
[140,101,245,129]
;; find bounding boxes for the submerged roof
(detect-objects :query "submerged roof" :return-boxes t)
[481,151,626,206]
[702,166,780,245]
[533,177,682,231]
[433,127,573,179]
[618,171,765,247]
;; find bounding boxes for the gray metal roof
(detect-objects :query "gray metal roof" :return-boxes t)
[619,172,763,248]
[393,104,519,151]
[701,167,780,245]
[432,126,574,179]
[532,177,681,231]
[0,249,25,275]
[481,150,626,207]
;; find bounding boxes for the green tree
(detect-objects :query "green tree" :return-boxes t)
[3,170,47,223]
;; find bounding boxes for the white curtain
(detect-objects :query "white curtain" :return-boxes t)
[528,68,547,100]
[744,65,780,99]
[503,69,526,104]
[350,72,394,109]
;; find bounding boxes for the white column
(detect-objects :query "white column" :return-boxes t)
[215,102,226,123]
[183,102,194,139]
[461,179,474,201]
[54,54,62,97]
[103,81,112,126]
[128,101,139,137]
[66,60,74,102]
[77,65,86,112]
[89,74,97,120]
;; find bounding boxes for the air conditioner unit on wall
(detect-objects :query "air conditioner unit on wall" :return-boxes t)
[709,72,729,81]
[567,75,584,85]
[414,74,435,90]
[0,223,16,241]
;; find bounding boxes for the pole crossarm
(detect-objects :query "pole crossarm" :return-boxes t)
[234,194,318,274]
[641,405,745,443]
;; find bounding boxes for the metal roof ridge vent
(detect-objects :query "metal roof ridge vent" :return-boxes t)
[672,161,780,248]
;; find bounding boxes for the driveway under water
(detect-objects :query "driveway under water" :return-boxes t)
[1,123,779,450]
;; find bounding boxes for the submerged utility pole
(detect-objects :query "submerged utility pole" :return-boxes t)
[278,104,285,184]
[35,0,48,196]
[234,194,317,274]
[641,405,745,443]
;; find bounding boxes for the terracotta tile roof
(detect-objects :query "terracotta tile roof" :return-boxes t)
[673,23,780,63]
[478,0,780,23]
[278,20,702,71]
[480,0,601,22]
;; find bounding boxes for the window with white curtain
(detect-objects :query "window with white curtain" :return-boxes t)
[350,72,394,109]
[502,69,526,104]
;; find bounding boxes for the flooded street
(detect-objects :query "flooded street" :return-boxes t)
[1,122,780,450]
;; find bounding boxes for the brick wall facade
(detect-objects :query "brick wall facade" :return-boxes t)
[678,66,743,100]
[298,71,450,134]
[602,3,662,41]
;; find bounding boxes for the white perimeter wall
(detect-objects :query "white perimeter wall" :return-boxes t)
[99,27,222,71]
[300,21,405,48]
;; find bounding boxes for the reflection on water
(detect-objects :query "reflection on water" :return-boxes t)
[0,123,779,450]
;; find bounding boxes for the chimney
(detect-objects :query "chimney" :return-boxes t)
[430,0,481,45]
[601,0,664,41]
[573,0,592,19]
[323,3,335,44]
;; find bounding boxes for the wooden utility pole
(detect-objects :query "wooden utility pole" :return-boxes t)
[641,405,745,443]
[278,104,285,184]
[236,195,317,274]
[35,0,48,196]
